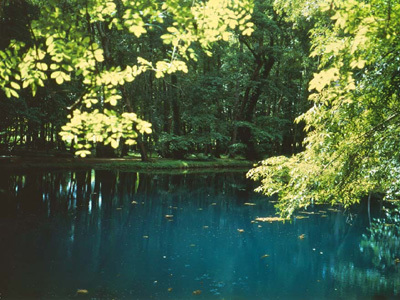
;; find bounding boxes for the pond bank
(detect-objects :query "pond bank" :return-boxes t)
[0,156,254,172]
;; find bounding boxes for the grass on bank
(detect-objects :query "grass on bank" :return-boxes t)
[0,156,254,172]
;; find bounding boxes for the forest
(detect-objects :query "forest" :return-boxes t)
[1,1,400,298]
[0,0,313,161]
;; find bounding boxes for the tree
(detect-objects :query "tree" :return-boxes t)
[0,0,254,157]
[225,0,315,160]
[248,0,400,216]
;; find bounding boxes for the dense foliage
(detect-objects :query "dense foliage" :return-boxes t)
[0,0,254,157]
[0,0,313,160]
[6,0,399,216]
[248,0,400,215]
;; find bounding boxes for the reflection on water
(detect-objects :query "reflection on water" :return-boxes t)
[331,203,400,298]
[0,170,398,299]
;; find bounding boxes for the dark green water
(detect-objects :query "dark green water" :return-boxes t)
[0,170,399,299]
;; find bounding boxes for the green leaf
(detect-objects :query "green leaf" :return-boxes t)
[94,49,104,62]
[111,139,119,149]
[10,82,20,90]
[10,88,19,98]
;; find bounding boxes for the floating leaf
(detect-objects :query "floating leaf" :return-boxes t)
[299,211,318,215]
[298,234,305,240]
[255,217,287,222]
[193,290,202,295]
[237,229,244,233]
[261,254,270,259]
[244,202,256,206]
[76,289,88,294]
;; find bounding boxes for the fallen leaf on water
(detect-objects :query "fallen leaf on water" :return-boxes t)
[116,207,122,210]
[295,215,309,219]
[190,244,196,247]
[237,229,245,233]
[203,226,209,229]
[298,234,305,239]
[143,235,149,239]
[77,289,88,295]
[168,288,173,292]
[131,201,138,204]
[321,215,328,218]
[198,208,203,211]
[165,214,174,219]
[211,203,217,206]
[193,290,202,295]
[261,254,270,259]
[395,258,400,264]
[255,217,287,222]
[244,202,256,206]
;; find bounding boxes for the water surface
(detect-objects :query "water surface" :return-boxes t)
[0,170,399,299]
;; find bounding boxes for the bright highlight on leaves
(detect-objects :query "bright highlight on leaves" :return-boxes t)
[248,0,400,217]
[0,0,254,157]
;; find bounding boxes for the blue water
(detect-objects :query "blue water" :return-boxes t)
[0,170,399,299]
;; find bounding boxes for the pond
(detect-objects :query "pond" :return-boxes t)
[0,170,399,299]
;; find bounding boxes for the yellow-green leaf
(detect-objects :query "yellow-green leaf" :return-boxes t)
[10,82,20,90]
[94,49,104,62]
[111,139,119,149]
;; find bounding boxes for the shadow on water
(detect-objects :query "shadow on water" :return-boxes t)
[0,170,399,299]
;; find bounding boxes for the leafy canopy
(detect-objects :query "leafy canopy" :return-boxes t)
[248,0,400,216]
[0,0,254,156]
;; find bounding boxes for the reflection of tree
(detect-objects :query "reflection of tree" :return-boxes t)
[360,203,400,271]
[331,203,400,297]
[332,263,400,296]
[7,170,400,298]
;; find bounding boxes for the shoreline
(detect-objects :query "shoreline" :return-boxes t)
[0,156,254,173]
